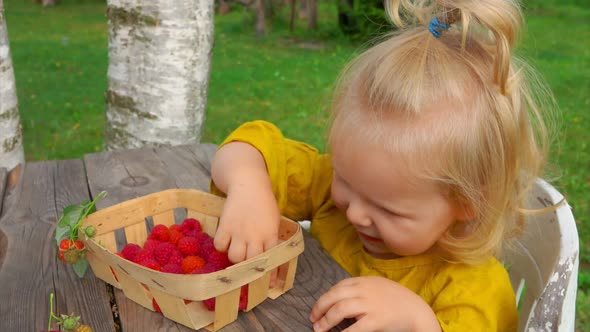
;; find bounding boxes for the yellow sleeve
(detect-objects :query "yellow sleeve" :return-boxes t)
[429,259,518,332]
[210,120,332,221]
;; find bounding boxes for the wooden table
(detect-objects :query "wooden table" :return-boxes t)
[0,143,352,331]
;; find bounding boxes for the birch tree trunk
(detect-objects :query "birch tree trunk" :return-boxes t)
[306,0,317,30]
[255,0,266,38]
[104,0,214,151]
[0,0,25,171]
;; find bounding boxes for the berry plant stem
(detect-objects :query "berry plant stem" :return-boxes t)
[47,292,61,330]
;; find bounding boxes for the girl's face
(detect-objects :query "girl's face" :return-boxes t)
[330,135,461,259]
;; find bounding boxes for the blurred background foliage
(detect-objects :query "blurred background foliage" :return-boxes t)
[3,0,589,329]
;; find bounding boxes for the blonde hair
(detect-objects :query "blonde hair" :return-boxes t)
[328,0,557,264]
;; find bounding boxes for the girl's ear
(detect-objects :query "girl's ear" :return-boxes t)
[452,194,477,222]
[455,202,476,222]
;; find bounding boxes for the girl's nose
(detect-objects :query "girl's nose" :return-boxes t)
[346,200,372,227]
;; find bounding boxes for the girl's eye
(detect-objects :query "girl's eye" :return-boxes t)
[379,206,402,218]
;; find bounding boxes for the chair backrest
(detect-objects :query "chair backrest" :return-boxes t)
[502,179,579,332]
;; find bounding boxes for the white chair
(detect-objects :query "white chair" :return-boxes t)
[503,179,579,331]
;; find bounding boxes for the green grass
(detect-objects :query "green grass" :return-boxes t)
[3,0,590,330]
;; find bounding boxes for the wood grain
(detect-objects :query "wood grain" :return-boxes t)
[83,143,352,331]
[0,167,7,278]
[0,161,115,331]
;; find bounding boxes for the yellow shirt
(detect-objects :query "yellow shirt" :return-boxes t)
[211,120,518,332]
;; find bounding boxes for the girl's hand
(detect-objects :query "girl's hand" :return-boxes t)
[309,276,441,332]
[213,175,280,263]
[211,142,280,264]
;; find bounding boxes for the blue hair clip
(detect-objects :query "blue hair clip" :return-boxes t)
[428,16,450,38]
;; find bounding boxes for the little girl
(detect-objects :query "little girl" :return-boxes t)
[210,0,555,330]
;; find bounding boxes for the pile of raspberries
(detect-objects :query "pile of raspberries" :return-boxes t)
[117,218,248,312]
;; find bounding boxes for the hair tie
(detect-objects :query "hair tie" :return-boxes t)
[428,16,450,38]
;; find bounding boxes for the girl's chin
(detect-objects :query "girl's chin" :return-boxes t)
[361,242,400,259]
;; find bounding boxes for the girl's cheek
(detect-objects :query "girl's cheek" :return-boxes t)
[331,184,348,212]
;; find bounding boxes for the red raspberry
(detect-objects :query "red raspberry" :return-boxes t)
[207,251,232,270]
[143,239,161,251]
[181,256,206,274]
[203,298,215,311]
[168,229,184,245]
[120,243,142,261]
[170,224,181,232]
[149,224,170,242]
[59,239,84,251]
[201,286,247,312]
[133,248,155,263]
[154,242,178,265]
[191,263,220,274]
[152,298,162,313]
[58,251,66,263]
[195,231,212,242]
[138,258,161,271]
[109,266,120,282]
[168,250,184,265]
[177,237,200,256]
[161,263,183,274]
[180,218,202,237]
[239,285,248,311]
[198,236,215,260]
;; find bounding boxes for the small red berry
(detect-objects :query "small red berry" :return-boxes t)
[161,263,183,274]
[138,258,161,271]
[207,251,232,269]
[152,298,162,313]
[191,263,219,275]
[154,242,178,265]
[180,218,202,236]
[120,243,142,261]
[168,229,184,245]
[133,249,155,263]
[149,224,171,242]
[59,239,74,251]
[203,298,215,311]
[177,237,200,256]
[74,240,84,250]
[168,250,184,265]
[181,256,206,274]
[143,239,161,251]
[239,285,248,311]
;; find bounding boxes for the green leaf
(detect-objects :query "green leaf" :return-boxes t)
[64,205,85,228]
[58,205,77,227]
[54,225,70,245]
[72,258,89,278]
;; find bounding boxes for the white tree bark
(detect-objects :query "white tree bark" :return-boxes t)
[104,0,214,151]
[0,0,25,171]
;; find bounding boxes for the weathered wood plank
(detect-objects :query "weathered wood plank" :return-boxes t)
[0,160,115,331]
[83,144,352,331]
[152,144,217,192]
[0,167,6,218]
[84,146,195,331]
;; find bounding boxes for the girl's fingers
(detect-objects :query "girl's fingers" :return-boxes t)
[312,299,363,332]
[310,281,356,322]
[227,240,247,263]
[246,241,264,259]
[213,230,231,253]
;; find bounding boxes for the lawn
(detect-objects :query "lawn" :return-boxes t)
[3,0,590,329]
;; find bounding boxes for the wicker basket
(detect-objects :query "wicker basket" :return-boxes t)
[80,189,304,331]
